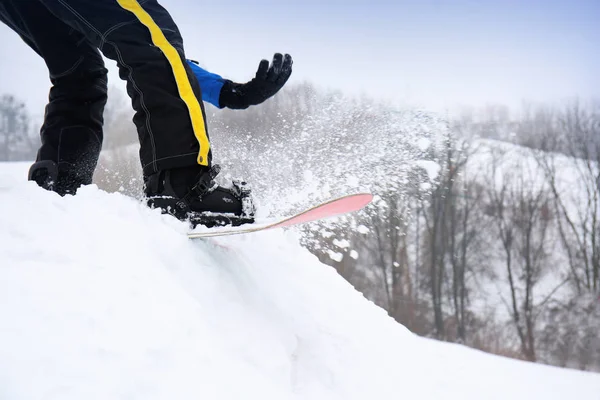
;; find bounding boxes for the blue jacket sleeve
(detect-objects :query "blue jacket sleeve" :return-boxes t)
[186,60,225,108]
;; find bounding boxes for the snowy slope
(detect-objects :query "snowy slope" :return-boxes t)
[0,162,598,400]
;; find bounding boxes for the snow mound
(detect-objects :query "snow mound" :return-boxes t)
[0,163,598,399]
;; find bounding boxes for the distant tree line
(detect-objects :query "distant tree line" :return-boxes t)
[325,100,600,370]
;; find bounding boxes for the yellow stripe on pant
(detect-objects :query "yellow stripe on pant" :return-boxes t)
[116,0,210,166]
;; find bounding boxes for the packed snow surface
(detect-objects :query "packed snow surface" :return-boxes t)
[0,162,598,399]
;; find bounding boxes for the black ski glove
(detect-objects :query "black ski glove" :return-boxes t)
[219,53,293,109]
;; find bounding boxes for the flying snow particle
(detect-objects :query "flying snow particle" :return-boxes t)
[303,170,314,183]
[321,230,334,238]
[357,225,370,234]
[415,160,441,182]
[349,250,359,260]
[333,239,350,249]
[345,175,359,187]
[327,250,344,263]
[417,138,431,151]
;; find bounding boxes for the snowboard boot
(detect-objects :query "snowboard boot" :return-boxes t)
[144,164,255,228]
[28,160,89,196]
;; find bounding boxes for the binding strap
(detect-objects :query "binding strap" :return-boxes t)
[175,164,221,210]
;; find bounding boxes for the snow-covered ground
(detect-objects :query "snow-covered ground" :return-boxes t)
[0,162,598,399]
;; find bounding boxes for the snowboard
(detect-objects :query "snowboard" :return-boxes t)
[188,193,373,239]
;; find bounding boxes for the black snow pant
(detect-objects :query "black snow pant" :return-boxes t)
[0,0,211,185]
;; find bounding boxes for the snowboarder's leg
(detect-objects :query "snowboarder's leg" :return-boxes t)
[35,0,212,177]
[30,0,253,226]
[0,0,107,195]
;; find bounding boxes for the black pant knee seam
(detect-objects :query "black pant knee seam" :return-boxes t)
[143,152,199,171]
[56,0,107,49]
[51,56,85,79]
[103,19,137,39]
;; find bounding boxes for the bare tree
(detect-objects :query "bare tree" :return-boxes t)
[446,170,487,342]
[537,102,600,294]
[420,130,473,340]
[486,149,556,362]
[367,192,416,323]
[0,94,37,161]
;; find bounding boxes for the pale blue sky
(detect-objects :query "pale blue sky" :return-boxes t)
[0,0,598,118]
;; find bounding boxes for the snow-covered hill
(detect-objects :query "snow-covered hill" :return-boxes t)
[0,162,598,399]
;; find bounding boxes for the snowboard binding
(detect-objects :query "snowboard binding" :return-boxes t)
[187,177,256,229]
[146,164,255,228]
